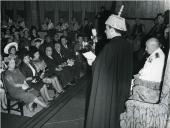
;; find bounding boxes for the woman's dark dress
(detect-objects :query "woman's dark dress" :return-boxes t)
[85,36,133,128]
[53,50,81,79]
[19,62,44,91]
[43,55,73,86]
[4,68,37,104]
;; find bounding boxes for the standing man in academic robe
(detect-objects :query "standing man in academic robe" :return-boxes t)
[85,8,133,128]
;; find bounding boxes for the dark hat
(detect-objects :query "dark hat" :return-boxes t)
[19,49,30,61]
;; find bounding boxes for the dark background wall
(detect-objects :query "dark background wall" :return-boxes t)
[1,1,169,32]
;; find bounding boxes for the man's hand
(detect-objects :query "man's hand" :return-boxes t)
[55,67,63,71]
[130,79,135,91]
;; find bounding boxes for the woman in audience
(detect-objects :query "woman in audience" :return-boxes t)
[23,28,31,41]
[19,52,53,102]
[40,35,53,53]
[53,33,60,44]
[0,82,7,110]
[30,26,39,41]
[4,28,11,39]
[43,46,74,87]
[4,42,21,67]
[13,31,20,44]
[4,58,48,111]
[30,47,65,95]
[0,55,7,110]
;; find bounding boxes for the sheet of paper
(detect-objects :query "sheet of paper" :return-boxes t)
[83,51,96,60]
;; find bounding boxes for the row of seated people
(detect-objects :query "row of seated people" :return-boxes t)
[0,34,91,112]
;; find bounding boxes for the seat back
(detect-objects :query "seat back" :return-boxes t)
[1,71,16,100]
[1,70,24,116]
[159,50,170,107]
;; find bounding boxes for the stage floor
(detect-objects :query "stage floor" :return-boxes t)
[42,85,86,128]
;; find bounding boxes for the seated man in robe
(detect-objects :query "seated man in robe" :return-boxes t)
[130,38,165,103]
[120,38,167,128]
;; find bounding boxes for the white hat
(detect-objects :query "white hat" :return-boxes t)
[32,38,44,46]
[105,5,127,31]
[4,42,18,54]
[23,28,29,32]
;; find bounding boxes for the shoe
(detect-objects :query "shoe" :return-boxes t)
[67,82,76,86]
[47,96,54,102]
[27,103,34,112]
[1,104,7,111]
[58,90,65,94]
[54,93,60,98]
[44,103,50,108]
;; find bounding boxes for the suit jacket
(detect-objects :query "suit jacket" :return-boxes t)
[19,62,37,78]
[53,50,66,65]
[61,45,75,60]
[43,55,59,72]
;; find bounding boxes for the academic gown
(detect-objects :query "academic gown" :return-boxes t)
[85,36,133,128]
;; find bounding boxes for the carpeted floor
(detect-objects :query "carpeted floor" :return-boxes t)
[42,85,86,128]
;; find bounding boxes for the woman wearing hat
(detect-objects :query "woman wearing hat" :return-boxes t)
[31,38,44,49]
[43,45,74,87]
[30,26,39,41]
[4,42,21,67]
[19,51,53,102]
[85,10,133,128]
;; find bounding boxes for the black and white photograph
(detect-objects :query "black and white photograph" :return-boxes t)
[1,1,170,128]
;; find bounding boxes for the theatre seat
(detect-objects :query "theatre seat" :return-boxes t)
[1,71,24,116]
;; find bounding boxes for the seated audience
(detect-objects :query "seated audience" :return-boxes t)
[53,33,60,44]
[19,52,52,102]
[30,47,65,95]
[0,83,7,110]
[43,46,74,87]
[60,36,75,59]
[3,58,48,111]
[70,17,80,32]
[53,42,81,80]
[39,35,53,55]
[0,55,7,110]
[30,26,39,41]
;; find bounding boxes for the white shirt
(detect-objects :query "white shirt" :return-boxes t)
[48,22,54,30]
[138,48,165,82]
[27,63,36,76]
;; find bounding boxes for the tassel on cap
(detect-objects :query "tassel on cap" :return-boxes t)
[118,5,124,17]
